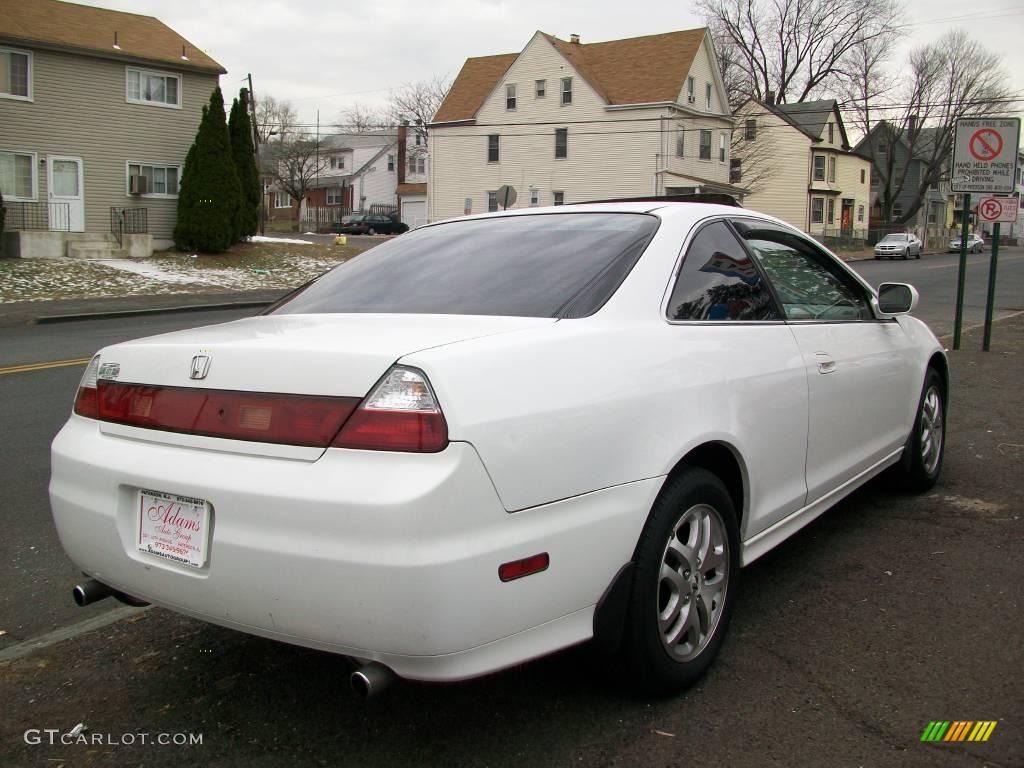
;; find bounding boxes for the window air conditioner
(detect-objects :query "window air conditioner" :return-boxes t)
[129,175,149,195]
[688,95,696,103]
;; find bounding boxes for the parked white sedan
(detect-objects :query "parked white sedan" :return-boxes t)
[51,201,947,695]
[874,232,923,259]
[949,233,985,253]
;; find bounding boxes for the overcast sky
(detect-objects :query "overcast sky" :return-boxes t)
[86,0,1024,126]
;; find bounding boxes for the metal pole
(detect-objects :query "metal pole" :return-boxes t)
[982,221,1001,352]
[247,73,265,236]
[952,193,971,350]
[315,109,320,233]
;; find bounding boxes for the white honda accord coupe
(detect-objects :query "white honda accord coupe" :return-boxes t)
[50,200,947,695]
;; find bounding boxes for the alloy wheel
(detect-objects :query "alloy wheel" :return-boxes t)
[920,385,944,476]
[657,503,730,662]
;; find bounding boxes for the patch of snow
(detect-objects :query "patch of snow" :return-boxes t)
[249,235,313,245]
[93,259,206,284]
[302,231,317,235]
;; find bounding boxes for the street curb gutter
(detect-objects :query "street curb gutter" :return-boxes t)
[34,300,274,325]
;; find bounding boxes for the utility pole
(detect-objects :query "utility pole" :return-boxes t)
[315,109,320,233]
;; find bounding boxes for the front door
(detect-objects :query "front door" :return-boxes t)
[841,199,853,232]
[47,155,84,232]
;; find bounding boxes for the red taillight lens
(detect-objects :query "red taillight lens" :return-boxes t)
[97,381,359,447]
[73,356,101,418]
[499,553,550,582]
[332,366,448,453]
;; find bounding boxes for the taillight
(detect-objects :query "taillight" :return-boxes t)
[332,366,448,452]
[97,382,359,447]
[73,356,101,418]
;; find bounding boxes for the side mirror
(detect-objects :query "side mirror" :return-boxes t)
[875,282,919,317]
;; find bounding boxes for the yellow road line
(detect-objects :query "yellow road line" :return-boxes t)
[0,357,91,376]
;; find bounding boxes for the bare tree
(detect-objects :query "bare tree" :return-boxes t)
[265,138,329,214]
[383,76,452,149]
[339,101,387,133]
[838,34,897,141]
[870,30,1012,225]
[700,0,902,104]
[254,94,298,143]
[729,113,778,196]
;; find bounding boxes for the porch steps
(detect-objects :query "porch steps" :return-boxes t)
[64,234,127,260]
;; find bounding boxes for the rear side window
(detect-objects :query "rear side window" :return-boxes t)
[273,213,658,318]
[666,221,780,321]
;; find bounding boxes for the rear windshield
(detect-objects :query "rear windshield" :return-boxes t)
[271,213,658,318]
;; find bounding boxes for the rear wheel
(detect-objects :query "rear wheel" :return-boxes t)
[368,228,377,236]
[620,468,740,694]
[894,368,946,492]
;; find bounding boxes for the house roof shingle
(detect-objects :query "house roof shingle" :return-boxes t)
[0,0,226,74]
[773,100,837,141]
[433,28,708,123]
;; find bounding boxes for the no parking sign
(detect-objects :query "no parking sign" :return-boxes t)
[977,196,1018,224]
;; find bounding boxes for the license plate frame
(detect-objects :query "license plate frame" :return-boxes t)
[137,489,210,568]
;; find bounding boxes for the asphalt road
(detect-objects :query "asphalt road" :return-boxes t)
[1,258,1021,766]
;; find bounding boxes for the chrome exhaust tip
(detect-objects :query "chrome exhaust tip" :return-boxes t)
[350,662,395,699]
[73,579,113,607]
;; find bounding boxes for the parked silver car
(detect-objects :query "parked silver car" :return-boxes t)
[874,233,923,260]
[949,234,985,253]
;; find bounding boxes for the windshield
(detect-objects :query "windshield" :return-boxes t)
[271,213,659,318]
[881,234,908,242]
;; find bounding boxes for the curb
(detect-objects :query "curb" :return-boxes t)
[34,299,275,325]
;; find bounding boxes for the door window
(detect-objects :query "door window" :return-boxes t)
[732,221,871,321]
[666,221,780,321]
[52,159,79,196]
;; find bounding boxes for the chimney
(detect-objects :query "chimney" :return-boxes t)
[570,33,580,44]
[397,120,407,185]
[908,114,918,142]
[765,90,775,105]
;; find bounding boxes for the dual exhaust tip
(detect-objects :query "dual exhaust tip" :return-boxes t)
[73,578,394,698]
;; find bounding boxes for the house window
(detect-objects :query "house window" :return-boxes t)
[828,157,836,182]
[892,202,903,218]
[274,191,291,208]
[329,156,345,170]
[555,128,568,159]
[744,119,756,140]
[0,48,31,100]
[719,133,727,162]
[126,67,181,108]
[407,156,425,175]
[0,150,35,199]
[730,158,742,184]
[506,84,517,110]
[699,129,712,160]
[415,133,422,146]
[857,205,865,222]
[488,134,500,163]
[828,123,834,144]
[860,168,865,184]
[126,162,180,197]
[705,83,712,110]
[675,127,685,158]
[487,191,498,212]
[811,197,824,224]
[387,154,395,172]
[687,76,695,102]
[535,79,546,98]
[530,189,539,206]
[326,187,343,205]
[553,191,564,206]
[561,77,572,105]
[827,198,835,224]
[813,155,826,181]
[878,140,888,155]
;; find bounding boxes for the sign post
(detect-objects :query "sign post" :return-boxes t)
[983,223,1000,351]
[950,118,1020,350]
[976,196,1017,351]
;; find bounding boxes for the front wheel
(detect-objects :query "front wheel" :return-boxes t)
[368,228,377,236]
[620,468,740,694]
[894,368,946,492]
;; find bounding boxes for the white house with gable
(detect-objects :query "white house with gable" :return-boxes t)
[428,28,738,221]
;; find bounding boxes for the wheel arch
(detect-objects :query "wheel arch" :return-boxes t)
[665,441,747,530]
[927,351,949,397]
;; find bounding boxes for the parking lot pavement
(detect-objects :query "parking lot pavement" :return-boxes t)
[2,317,1021,768]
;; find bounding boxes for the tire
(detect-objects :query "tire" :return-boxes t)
[903,249,909,260]
[894,368,946,492]
[368,228,377,236]
[619,467,740,694]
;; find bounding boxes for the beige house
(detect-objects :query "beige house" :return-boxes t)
[0,0,225,256]
[428,29,739,221]
[733,98,871,239]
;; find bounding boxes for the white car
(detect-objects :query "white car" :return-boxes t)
[949,233,985,253]
[874,232,923,259]
[50,201,947,696]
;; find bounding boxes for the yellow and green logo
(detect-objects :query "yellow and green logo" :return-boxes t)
[921,721,997,742]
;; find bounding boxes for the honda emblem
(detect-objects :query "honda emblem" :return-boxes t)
[189,355,211,380]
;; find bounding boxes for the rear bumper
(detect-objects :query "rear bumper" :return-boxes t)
[50,416,658,680]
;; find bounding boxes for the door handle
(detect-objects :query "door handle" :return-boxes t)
[815,352,836,374]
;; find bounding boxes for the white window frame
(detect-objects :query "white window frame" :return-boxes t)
[487,191,498,212]
[552,191,565,206]
[535,79,546,98]
[0,47,33,102]
[407,155,425,175]
[125,66,182,109]
[675,126,685,158]
[719,133,727,162]
[857,204,865,223]
[505,83,517,110]
[699,129,712,160]
[705,83,712,110]
[125,161,181,198]
[530,189,539,207]
[828,156,836,182]
[687,77,695,100]
[812,154,826,181]
[387,154,395,172]
[827,197,835,224]
[0,148,38,201]
[274,191,291,209]
[326,187,343,205]
[811,196,825,224]
[561,77,573,105]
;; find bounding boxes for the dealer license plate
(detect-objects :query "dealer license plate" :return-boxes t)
[137,489,210,568]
